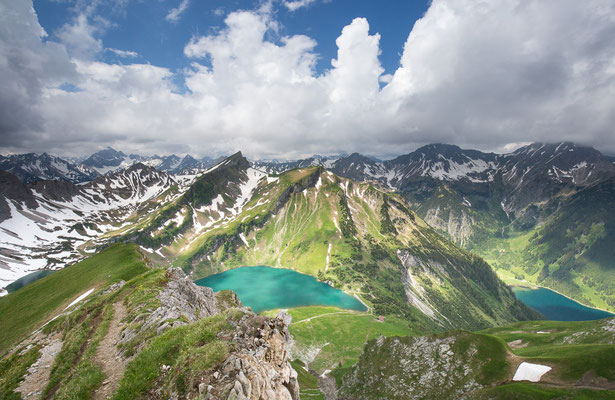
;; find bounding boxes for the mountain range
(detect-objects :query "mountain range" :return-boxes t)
[0,147,222,184]
[1,144,614,398]
[2,142,615,311]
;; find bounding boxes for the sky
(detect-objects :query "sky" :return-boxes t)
[1,0,614,159]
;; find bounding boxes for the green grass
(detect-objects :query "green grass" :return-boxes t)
[41,291,118,399]
[468,382,615,399]
[0,244,148,356]
[480,318,615,384]
[517,344,615,382]
[481,318,615,348]
[50,303,114,400]
[0,346,40,399]
[113,312,236,399]
[267,306,416,373]
[290,360,324,400]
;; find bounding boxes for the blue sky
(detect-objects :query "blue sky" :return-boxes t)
[2,0,615,158]
[34,0,429,89]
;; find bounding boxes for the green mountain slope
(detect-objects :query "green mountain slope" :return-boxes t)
[0,244,147,355]
[126,160,537,331]
[474,177,615,311]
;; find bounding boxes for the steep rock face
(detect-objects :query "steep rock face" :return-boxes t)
[339,332,510,399]
[30,179,81,202]
[0,170,38,222]
[205,312,299,400]
[396,248,539,329]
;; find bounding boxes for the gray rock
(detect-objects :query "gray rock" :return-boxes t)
[118,268,217,353]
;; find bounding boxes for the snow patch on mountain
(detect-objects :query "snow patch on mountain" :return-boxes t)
[232,168,266,215]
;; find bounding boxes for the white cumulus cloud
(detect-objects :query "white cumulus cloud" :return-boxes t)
[1,0,615,159]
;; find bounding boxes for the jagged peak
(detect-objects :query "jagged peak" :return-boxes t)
[216,151,249,170]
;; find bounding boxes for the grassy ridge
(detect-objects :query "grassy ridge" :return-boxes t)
[469,382,615,400]
[0,244,147,355]
[113,312,233,400]
[481,318,615,384]
[339,330,511,399]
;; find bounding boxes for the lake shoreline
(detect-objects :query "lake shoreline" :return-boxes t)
[195,264,366,307]
[512,285,614,321]
[195,265,367,313]
[501,270,615,315]
[508,281,614,316]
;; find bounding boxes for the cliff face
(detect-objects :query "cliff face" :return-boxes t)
[204,312,299,400]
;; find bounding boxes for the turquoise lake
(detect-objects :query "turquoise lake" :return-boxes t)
[512,286,614,321]
[6,270,55,294]
[194,266,367,313]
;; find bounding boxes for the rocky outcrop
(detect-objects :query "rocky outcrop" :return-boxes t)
[118,268,217,351]
[0,170,38,222]
[202,311,299,400]
[31,179,81,202]
[339,332,506,399]
[274,167,321,212]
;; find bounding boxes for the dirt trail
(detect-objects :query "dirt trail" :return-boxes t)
[16,335,62,399]
[92,301,128,400]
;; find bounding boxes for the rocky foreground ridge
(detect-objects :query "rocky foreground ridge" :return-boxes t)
[5,267,298,400]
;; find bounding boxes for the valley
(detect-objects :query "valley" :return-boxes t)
[1,143,614,399]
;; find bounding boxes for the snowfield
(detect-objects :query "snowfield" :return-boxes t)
[0,166,193,293]
[512,362,552,382]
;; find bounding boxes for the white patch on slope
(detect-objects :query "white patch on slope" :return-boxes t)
[64,288,95,310]
[233,168,265,215]
[403,268,436,318]
[239,233,250,248]
[513,362,552,382]
[332,217,341,234]
[325,242,332,272]
[197,194,224,213]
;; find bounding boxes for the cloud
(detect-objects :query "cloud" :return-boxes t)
[107,48,139,58]
[283,0,318,12]
[1,0,615,159]
[166,0,190,23]
[380,0,615,152]
[0,0,76,149]
[56,13,104,59]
